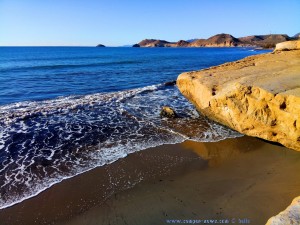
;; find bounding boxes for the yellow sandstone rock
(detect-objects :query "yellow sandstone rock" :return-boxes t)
[177,41,300,151]
[275,40,300,51]
[160,106,177,118]
[266,196,300,225]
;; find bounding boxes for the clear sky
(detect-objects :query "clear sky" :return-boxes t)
[0,0,299,46]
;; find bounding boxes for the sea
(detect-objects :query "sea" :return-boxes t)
[0,47,271,209]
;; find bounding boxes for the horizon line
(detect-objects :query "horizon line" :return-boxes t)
[0,45,128,47]
[1,32,298,47]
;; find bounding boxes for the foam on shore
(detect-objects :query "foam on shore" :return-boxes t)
[0,83,242,209]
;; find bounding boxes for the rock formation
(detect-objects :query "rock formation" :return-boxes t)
[275,40,300,51]
[133,33,292,48]
[188,39,207,47]
[293,33,300,39]
[137,39,171,47]
[266,196,300,225]
[239,34,290,48]
[177,41,300,151]
[174,40,189,47]
[200,33,241,47]
[96,44,105,47]
[187,34,242,47]
[160,106,177,118]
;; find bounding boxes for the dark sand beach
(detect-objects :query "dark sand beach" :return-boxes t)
[1,136,300,225]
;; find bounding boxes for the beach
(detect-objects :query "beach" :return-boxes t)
[1,136,300,225]
[0,47,264,212]
[1,0,299,224]
[0,45,299,225]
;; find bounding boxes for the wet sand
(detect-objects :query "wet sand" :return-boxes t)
[1,136,300,225]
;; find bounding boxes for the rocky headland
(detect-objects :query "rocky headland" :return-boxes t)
[177,40,300,151]
[177,41,300,224]
[133,33,299,48]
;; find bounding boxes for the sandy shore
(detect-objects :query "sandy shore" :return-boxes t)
[1,136,300,225]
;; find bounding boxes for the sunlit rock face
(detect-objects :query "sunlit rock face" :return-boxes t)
[177,43,300,151]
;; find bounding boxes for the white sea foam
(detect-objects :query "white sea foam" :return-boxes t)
[0,83,242,209]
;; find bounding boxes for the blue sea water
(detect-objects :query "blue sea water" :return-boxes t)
[0,47,269,105]
[0,47,270,209]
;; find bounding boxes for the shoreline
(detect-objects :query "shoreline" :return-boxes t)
[1,136,300,224]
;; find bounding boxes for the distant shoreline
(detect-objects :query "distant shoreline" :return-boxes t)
[133,33,299,48]
[1,32,298,48]
[0,45,273,49]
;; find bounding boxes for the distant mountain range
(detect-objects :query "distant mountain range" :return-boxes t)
[132,33,300,48]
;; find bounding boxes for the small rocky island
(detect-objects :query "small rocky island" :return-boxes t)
[96,44,105,47]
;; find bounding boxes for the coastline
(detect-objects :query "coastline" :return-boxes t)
[0,47,267,219]
[177,46,300,151]
[1,1,298,224]
[133,33,294,48]
[1,136,300,225]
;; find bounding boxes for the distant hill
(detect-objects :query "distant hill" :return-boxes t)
[186,38,198,43]
[188,39,206,47]
[239,34,290,48]
[137,39,171,47]
[293,33,300,39]
[190,33,242,47]
[133,33,293,48]
[96,44,105,47]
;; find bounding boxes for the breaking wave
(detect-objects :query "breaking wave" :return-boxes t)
[0,82,242,209]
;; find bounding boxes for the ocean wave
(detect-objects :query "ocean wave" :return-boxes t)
[0,83,242,209]
[0,83,164,125]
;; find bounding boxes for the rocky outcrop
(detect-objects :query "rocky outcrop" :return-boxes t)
[160,106,177,118]
[239,34,290,48]
[266,196,300,225]
[134,39,189,48]
[275,40,300,51]
[188,39,206,47]
[188,34,242,47]
[174,40,189,47]
[96,44,105,47]
[204,33,242,47]
[293,33,300,39]
[137,39,171,47]
[177,41,300,151]
[133,33,292,48]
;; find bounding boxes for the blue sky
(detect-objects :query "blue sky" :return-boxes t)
[0,0,299,46]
